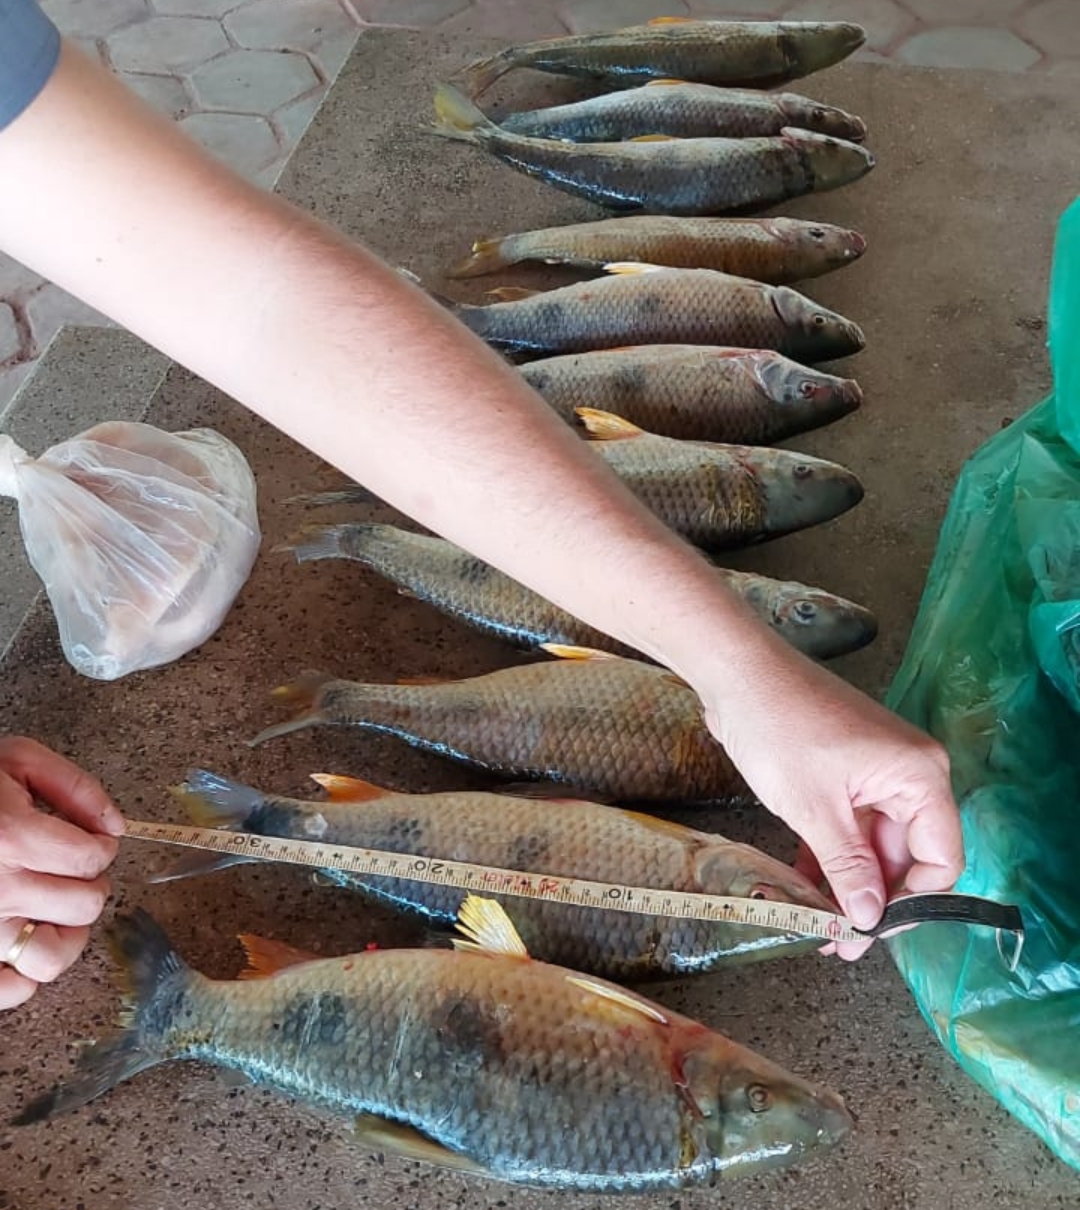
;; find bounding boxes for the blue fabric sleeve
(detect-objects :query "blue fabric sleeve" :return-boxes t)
[0,0,61,132]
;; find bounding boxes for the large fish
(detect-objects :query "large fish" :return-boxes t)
[442,263,866,361]
[434,85,875,217]
[166,770,839,978]
[449,215,867,284]
[456,18,866,95]
[278,521,877,659]
[499,81,867,142]
[518,345,862,442]
[249,645,745,804]
[13,901,853,1189]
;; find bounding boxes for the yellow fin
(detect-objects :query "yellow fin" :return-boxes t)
[396,673,450,686]
[575,407,646,441]
[354,1114,486,1175]
[602,261,666,275]
[629,134,679,142]
[622,808,706,841]
[452,895,529,958]
[646,78,691,86]
[539,643,620,661]
[237,934,320,980]
[487,286,538,302]
[565,975,669,1025]
[309,772,393,802]
[648,15,693,23]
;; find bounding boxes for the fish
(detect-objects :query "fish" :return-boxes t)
[449,215,867,284]
[456,18,866,95]
[12,900,854,1189]
[278,521,877,660]
[498,81,867,143]
[441,263,866,361]
[248,645,746,804]
[518,345,862,442]
[162,769,839,978]
[433,85,875,217]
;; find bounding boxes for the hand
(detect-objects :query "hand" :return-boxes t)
[703,650,964,960]
[0,737,124,1009]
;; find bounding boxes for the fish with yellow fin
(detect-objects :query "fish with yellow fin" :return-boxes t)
[249,645,745,804]
[12,898,853,1190]
[162,769,838,978]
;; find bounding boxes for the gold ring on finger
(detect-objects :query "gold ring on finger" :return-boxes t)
[3,920,39,967]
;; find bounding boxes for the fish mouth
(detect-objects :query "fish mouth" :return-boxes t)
[808,1093,855,1147]
[844,231,868,260]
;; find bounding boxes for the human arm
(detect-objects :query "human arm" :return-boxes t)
[0,738,123,1009]
[0,38,963,945]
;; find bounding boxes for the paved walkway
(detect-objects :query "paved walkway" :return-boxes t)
[1,0,1076,416]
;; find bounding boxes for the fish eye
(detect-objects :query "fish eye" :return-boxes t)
[812,313,828,327]
[748,1084,773,1113]
[792,600,818,624]
[798,380,817,398]
[793,464,813,480]
[749,884,770,900]
[808,227,826,239]
[812,107,826,120]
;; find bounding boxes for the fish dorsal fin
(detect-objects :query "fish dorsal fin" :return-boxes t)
[629,134,679,142]
[646,78,691,86]
[565,975,669,1025]
[396,673,450,685]
[237,934,321,980]
[648,15,692,23]
[452,895,530,958]
[310,772,393,802]
[603,261,666,275]
[539,642,620,661]
[575,407,645,440]
[354,1114,486,1175]
[622,808,706,841]
[486,286,538,302]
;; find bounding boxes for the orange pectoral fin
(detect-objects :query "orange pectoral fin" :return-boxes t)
[237,934,321,980]
[310,772,393,801]
[575,407,646,440]
[629,134,679,142]
[648,15,692,23]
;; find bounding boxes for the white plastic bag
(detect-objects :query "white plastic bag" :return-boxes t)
[0,421,260,680]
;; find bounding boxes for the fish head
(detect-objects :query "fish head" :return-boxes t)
[774,95,867,142]
[783,21,866,76]
[694,839,838,912]
[750,351,862,427]
[765,582,878,659]
[765,217,866,269]
[743,448,864,535]
[770,286,866,361]
[781,127,876,190]
[683,1036,854,1177]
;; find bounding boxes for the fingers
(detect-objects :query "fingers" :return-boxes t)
[798,805,886,933]
[0,781,119,879]
[0,736,124,836]
[0,918,91,984]
[0,965,37,1010]
[0,870,110,926]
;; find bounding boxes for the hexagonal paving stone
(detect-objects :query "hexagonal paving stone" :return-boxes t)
[153,0,243,14]
[347,0,469,26]
[25,286,112,357]
[273,92,328,149]
[896,26,1040,71]
[41,0,149,37]
[562,0,690,34]
[780,0,910,52]
[690,1,787,15]
[225,0,357,51]
[900,0,1027,23]
[0,304,21,364]
[0,256,44,302]
[1018,0,1080,60]
[437,0,568,42]
[189,48,319,113]
[107,15,229,74]
[122,72,192,118]
[0,363,34,417]
[179,112,282,179]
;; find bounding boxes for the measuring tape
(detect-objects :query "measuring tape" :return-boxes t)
[124,819,1025,964]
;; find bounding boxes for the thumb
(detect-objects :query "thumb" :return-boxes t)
[808,811,886,932]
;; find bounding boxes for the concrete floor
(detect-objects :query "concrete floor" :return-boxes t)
[2,25,1080,1210]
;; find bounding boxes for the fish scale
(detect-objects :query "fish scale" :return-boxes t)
[250,654,744,803]
[18,910,852,1190]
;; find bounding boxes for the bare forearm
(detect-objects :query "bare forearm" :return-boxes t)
[0,42,784,692]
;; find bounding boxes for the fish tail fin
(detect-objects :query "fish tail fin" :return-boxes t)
[11,910,189,1125]
[452,48,517,98]
[275,523,355,565]
[172,768,265,829]
[447,236,513,279]
[247,671,338,747]
[432,83,497,144]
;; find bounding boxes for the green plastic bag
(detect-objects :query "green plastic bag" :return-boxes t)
[887,195,1080,1169]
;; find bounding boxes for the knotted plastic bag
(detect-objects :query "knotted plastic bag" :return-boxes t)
[886,196,1080,1169]
[0,421,260,680]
